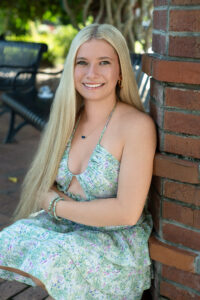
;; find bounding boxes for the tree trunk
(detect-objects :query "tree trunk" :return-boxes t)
[62,0,153,52]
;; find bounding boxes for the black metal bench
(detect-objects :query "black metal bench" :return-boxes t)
[0,40,48,93]
[1,48,149,143]
[2,89,53,142]
[0,40,63,142]
[130,53,150,112]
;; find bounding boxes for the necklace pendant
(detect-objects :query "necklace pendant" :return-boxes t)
[81,135,86,139]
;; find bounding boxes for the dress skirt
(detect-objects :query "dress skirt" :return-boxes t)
[0,209,152,300]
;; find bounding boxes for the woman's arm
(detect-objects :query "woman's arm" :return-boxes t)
[41,113,156,227]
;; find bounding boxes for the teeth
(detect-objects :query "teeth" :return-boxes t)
[84,83,103,88]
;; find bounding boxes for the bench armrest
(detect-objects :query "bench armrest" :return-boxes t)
[15,69,63,77]
[37,69,63,76]
[12,69,63,89]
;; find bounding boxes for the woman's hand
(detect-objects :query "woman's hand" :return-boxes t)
[40,190,59,212]
[51,185,73,201]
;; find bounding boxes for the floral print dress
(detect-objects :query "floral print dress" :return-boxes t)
[0,106,153,300]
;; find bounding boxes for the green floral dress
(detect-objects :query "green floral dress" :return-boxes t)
[0,107,153,300]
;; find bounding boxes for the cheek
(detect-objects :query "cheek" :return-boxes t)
[110,64,120,81]
[104,67,119,80]
[110,69,120,85]
[74,68,83,87]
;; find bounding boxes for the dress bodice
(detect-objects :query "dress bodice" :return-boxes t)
[56,103,120,201]
[0,106,152,300]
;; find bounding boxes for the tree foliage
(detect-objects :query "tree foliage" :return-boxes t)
[0,0,153,52]
[0,0,70,35]
[62,0,153,52]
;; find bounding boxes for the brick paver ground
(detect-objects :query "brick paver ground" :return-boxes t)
[0,109,53,299]
[0,102,152,300]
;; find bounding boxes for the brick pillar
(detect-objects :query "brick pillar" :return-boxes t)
[142,1,200,299]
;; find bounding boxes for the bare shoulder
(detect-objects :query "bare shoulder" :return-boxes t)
[117,102,157,149]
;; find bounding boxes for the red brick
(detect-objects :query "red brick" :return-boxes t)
[153,10,167,31]
[157,128,162,150]
[163,201,200,229]
[165,87,200,111]
[170,10,200,32]
[169,36,200,59]
[152,33,166,55]
[148,186,161,233]
[163,222,200,251]
[164,134,200,159]
[149,236,197,272]
[150,79,164,106]
[164,111,200,135]
[146,56,200,84]
[142,54,152,75]
[153,153,200,184]
[171,0,200,4]
[162,265,200,292]
[164,180,200,206]
[151,175,163,194]
[194,210,200,229]
[149,101,163,128]
[154,0,168,6]
[160,280,200,300]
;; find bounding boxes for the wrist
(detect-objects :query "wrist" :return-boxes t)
[41,191,58,211]
[47,194,64,221]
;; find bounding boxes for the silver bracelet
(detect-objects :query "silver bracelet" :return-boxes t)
[52,197,64,221]
[48,195,60,217]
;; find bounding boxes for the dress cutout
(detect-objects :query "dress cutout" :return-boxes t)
[0,104,153,300]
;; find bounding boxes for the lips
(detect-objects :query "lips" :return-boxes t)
[83,83,105,88]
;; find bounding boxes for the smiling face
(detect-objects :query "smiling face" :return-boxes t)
[74,39,121,103]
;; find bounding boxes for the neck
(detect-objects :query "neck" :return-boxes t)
[82,99,117,123]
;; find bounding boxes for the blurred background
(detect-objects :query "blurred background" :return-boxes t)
[0,0,153,67]
[0,2,153,298]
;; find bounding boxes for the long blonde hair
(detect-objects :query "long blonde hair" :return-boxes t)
[13,23,144,221]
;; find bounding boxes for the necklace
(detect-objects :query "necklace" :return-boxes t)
[80,116,108,139]
[80,102,117,139]
[81,123,102,139]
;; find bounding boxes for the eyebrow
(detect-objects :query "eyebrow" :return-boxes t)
[76,57,87,60]
[98,56,113,60]
[76,56,113,60]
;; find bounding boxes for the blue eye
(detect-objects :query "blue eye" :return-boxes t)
[100,61,110,65]
[77,61,87,65]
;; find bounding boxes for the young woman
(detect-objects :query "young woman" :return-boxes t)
[0,24,156,299]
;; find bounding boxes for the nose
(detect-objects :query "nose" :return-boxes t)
[86,63,99,78]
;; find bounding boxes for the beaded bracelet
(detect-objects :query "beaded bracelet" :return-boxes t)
[48,195,60,217]
[52,197,64,221]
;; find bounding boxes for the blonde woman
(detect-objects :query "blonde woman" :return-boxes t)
[0,24,156,299]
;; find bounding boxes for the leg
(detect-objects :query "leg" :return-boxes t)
[3,109,28,143]
[0,265,47,291]
[3,110,16,143]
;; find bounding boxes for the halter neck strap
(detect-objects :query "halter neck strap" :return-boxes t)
[69,113,82,143]
[98,102,117,144]
[70,102,117,144]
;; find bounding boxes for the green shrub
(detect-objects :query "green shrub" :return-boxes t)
[7,21,78,66]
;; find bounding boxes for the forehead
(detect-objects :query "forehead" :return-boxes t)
[76,39,118,59]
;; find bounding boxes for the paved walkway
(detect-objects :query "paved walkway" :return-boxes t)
[0,111,53,299]
[0,106,151,300]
